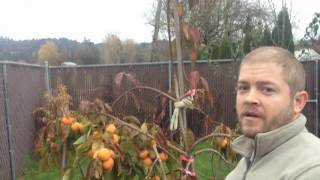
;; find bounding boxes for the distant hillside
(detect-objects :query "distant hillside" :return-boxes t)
[0,37,175,64]
[0,37,81,64]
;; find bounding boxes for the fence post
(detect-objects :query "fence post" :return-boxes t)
[44,61,51,94]
[168,61,172,119]
[2,64,16,180]
[316,59,319,137]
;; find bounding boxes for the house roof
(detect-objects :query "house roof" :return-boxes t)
[295,48,320,60]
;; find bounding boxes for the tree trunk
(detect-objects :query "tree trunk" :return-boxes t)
[172,0,189,150]
[151,0,163,61]
[167,0,173,63]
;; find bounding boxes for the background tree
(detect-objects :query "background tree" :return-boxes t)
[37,41,61,65]
[75,39,100,64]
[260,25,274,46]
[55,38,78,64]
[189,0,271,59]
[272,7,295,53]
[100,34,123,64]
[301,13,320,54]
[121,39,138,63]
[150,0,163,61]
[218,34,233,58]
[243,17,254,54]
[135,43,151,62]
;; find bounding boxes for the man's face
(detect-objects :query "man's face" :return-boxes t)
[236,62,295,138]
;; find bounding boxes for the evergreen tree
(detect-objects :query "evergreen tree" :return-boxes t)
[243,17,253,54]
[75,39,100,64]
[260,25,273,46]
[218,34,232,58]
[272,7,295,53]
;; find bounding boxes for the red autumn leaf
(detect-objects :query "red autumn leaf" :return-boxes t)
[200,76,214,107]
[189,71,200,89]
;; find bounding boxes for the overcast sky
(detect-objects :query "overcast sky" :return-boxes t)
[0,0,319,43]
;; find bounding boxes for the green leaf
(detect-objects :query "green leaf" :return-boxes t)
[73,135,86,145]
[62,169,71,180]
[140,123,148,134]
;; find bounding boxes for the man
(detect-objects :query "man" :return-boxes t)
[226,47,320,180]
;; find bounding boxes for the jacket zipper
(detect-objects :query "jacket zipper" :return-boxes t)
[242,139,258,180]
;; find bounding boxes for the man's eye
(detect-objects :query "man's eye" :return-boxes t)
[262,87,274,94]
[237,85,248,91]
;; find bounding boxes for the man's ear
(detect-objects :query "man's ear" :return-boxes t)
[293,90,309,113]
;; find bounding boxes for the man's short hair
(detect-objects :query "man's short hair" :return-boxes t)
[240,46,306,97]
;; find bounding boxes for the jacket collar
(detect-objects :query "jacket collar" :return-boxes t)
[231,114,307,159]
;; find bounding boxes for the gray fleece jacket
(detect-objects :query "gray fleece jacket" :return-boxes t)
[226,114,320,180]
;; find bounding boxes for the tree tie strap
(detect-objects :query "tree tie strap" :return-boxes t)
[170,96,194,130]
[180,155,196,177]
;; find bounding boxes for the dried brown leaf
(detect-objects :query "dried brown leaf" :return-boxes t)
[93,98,106,114]
[79,100,97,115]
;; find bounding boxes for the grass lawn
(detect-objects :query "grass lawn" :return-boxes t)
[21,158,86,180]
[21,159,60,180]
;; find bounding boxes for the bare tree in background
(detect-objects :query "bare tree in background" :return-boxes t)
[151,0,163,61]
[122,39,138,63]
[146,0,273,60]
[101,34,123,64]
[190,0,271,45]
[303,13,320,54]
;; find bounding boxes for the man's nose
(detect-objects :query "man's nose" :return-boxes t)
[244,89,259,104]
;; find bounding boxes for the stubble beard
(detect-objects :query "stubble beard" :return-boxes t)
[239,101,295,138]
